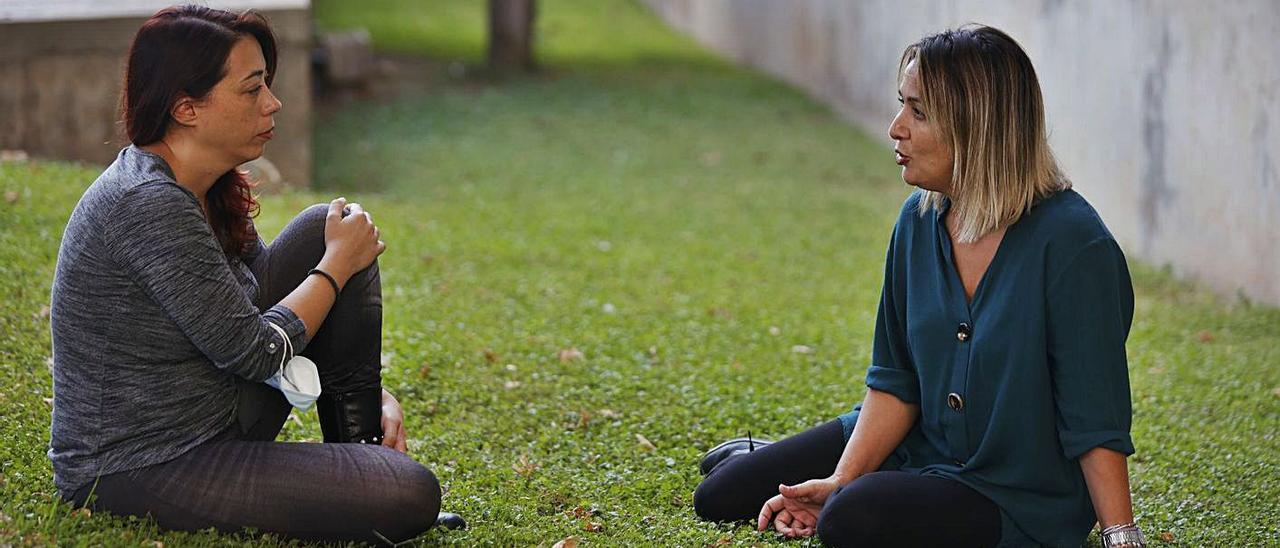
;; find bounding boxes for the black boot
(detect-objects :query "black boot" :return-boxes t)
[698,431,775,476]
[317,386,384,445]
[435,512,467,530]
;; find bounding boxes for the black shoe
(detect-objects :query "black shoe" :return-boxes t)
[435,512,466,530]
[316,387,384,445]
[699,432,774,476]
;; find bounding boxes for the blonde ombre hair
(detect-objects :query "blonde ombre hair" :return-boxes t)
[903,25,1070,243]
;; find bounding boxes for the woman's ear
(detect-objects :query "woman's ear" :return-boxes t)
[170,95,199,128]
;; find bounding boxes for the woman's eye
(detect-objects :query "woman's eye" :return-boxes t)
[912,108,925,120]
[249,85,263,95]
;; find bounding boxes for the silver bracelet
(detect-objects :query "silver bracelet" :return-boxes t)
[1101,523,1146,548]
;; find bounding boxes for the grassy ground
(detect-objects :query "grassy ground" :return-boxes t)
[1,0,1277,545]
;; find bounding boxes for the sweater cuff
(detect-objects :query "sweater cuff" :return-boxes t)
[264,304,310,356]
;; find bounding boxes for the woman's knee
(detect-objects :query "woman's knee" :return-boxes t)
[692,476,726,521]
[300,202,330,231]
[271,203,330,255]
[693,466,751,522]
[372,458,442,541]
[816,479,888,546]
[294,202,381,283]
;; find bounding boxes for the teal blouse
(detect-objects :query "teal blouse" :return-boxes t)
[838,189,1135,547]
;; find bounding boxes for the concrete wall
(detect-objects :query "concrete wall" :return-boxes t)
[643,0,1280,306]
[0,4,312,187]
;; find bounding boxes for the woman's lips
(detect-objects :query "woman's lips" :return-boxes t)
[895,150,910,165]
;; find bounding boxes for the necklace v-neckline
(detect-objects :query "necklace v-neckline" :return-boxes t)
[937,204,1017,312]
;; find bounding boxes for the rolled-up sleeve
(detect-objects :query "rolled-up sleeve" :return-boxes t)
[865,223,920,404]
[104,182,310,382]
[1046,236,1136,459]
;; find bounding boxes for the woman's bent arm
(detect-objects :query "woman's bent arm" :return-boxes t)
[831,387,919,483]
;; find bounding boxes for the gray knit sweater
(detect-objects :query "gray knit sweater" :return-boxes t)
[48,146,309,496]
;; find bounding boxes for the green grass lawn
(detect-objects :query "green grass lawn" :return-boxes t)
[2,0,1278,545]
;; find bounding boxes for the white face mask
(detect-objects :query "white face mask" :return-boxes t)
[265,322,321,411]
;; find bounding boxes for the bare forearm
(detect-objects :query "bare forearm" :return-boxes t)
[1079,446,1135,528]
[276,255,351,340]
[831,388,919,483]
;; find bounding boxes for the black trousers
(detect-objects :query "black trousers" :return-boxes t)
[70,205,441,544]
[694,420,1002,547]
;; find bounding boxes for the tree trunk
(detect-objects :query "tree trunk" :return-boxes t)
[488,0,536,71]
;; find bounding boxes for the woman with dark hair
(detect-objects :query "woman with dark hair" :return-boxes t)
[693,25,1146,548]
[48,5,457,543]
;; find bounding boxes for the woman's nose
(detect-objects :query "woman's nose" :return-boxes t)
[264,86,283,115]
[887,110,908,141]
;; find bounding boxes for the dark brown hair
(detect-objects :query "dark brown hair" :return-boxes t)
[123,5,278,257]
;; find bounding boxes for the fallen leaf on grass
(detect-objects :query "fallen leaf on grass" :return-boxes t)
[71,507,91,519]
[558,347,584,362]
[43,397,53,406]
[568,506,593,519]
[1195,330,1214,343]
[418,362,432,379]
[636,433,657,451]
[575,410,591,430]
[552,537,579,548]
[483,348,499,363]
[583,521,604,533]
[1160,531,1175,542]
[709,536,731,547]
[504,380,522,390]
[598,409,621,419]
[3,191,17,204]
[1272,387,1280,399]
[513,454,540,477]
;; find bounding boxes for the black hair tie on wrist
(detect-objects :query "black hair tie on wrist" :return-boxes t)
[308,268,341,296]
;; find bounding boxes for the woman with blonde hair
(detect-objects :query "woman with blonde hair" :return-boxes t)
[694,25,1146,547]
